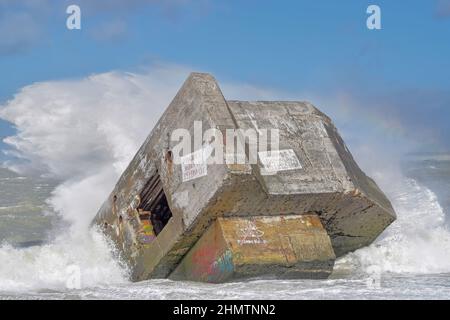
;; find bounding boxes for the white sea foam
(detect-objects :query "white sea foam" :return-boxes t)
[0,230,127,293]
[337,175,450,274]
[0,66,187,293]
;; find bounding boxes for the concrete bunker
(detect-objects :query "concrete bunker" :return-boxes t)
[93,72,396,283]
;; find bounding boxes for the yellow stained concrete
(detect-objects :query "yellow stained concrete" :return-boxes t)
[171,214,336,283]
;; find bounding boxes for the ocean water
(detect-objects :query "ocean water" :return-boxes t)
[0,169,58,246]
[0,158,450,300]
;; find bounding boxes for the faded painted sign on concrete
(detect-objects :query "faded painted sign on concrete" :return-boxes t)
[258,149,302,174]
[181,147,209,182]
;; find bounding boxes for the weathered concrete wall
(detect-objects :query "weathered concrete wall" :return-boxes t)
[171,215,335,282]
[94,73,237,281]
[225,101,396,256]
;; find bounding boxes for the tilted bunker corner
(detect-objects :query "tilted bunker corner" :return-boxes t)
[92,72,396,283]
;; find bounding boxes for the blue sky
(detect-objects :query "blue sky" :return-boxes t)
[1,0,450,160]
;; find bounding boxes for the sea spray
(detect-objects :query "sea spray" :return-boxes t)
[337,177,450,274]
[0,228,127,292]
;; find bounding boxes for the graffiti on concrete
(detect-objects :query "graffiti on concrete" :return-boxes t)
[211,250,234,275]
[137,220,156,245]
[237,220,267,245]
[190,245,234,281]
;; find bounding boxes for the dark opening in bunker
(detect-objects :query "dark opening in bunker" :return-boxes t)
[138,172,173,236]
